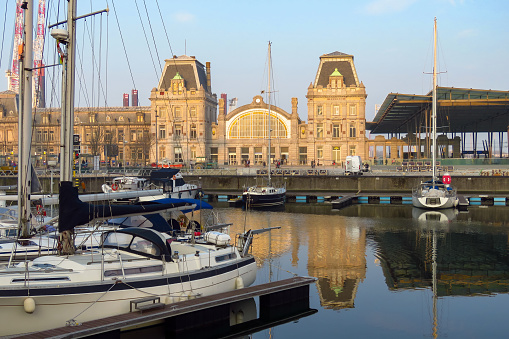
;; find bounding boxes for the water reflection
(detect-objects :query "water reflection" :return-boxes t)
[412,207,458,223]
[215,204,509,300]
[201,204,509,337]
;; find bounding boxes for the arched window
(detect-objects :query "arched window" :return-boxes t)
[228,110,288,139]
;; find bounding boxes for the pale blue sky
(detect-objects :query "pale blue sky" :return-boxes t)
[1,0,508,124]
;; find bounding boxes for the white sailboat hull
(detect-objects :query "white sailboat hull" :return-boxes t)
[412,195,457,209]
[0,257,256,336]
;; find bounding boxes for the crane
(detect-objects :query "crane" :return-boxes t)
[6,0,24,94]
[5,0,46,108]
[33,0,46,108]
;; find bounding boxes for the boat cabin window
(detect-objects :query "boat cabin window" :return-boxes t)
[103,232,161,257]
[131,236,160,256]
[215,253,237,263]
[103,232,133,248]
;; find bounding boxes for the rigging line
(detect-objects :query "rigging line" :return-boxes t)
[97,13,103,109]
[0,0,11,69]
[111,0,137,90]
[75,27,92,108]
[80,13,108,109]
[80,14,108,111]
[143,0,163,75]
[134,0,159,82]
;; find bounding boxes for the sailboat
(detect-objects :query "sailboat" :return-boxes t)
[0,2,261,335]
[412,18,458,210]
[242,42,286,208]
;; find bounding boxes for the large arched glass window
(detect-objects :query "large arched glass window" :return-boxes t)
[228,110,288,139]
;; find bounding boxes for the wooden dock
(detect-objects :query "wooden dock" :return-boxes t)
[331,195,355,209]
[10,276,316,339]
[457,194,469,211]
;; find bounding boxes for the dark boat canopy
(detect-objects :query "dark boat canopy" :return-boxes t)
[150,168,180,183]
[368,87,509,134]
[58,181,188,232]
[102,227,172,261]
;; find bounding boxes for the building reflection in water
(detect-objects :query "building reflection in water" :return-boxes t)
[307,216,366,310]
[206,203,509,316]
[371,208,509,296]
[212,207,367,311]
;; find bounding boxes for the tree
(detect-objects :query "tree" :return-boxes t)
[139,131,154,166]
[89,125,104,156]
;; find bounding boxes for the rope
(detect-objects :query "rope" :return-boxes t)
[134,0,159,80]
[67,281,119,325]
[111,0,137,91]
[0,0,10,70]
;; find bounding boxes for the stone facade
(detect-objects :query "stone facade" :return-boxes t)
[149,52,371,166]
[149,55,217,165]
[0,51,391,168]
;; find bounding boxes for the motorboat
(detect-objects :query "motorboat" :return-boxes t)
[101,169,202,201]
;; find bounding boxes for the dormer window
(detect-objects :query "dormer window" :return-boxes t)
[171,72,184,95]
[329,68,344,88]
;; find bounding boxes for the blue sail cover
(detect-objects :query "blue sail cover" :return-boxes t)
[58,181,188,232]
[147,198,213,213]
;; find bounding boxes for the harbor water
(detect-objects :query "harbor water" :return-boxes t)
[123,203,509,338]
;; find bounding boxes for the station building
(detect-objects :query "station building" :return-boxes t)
[149,52,370,166]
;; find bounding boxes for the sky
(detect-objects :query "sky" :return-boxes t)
[0,0,508,125]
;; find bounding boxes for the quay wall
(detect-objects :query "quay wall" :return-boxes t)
[0,175,508,195]
[192,175,509,195]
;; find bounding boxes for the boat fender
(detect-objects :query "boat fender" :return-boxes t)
[188,292,196,300]
[178,292,188,302]
[24,297,36,314]
[164,296,173,304]
[235,276,244,289]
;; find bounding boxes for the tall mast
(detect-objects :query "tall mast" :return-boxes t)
[267,41,272,186]
[59,0,76,183]
[432,17,437,185]
[58,0,77,255]
[18,0,34,238]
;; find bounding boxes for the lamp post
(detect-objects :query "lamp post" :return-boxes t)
[155,114,158,168]
[123,137,127,177]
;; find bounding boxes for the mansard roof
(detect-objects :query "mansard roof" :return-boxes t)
[158,55,209,93]
[314,51,359,88]
[0,90,18,116]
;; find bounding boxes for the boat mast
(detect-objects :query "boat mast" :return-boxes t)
[58,0,77,255]
[267,41,272,187]
[432,17,437,185]
[59,0,76,183]
[18,0,34,238]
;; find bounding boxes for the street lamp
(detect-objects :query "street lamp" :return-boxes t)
[155,114,158,168]
[123,137,127,177]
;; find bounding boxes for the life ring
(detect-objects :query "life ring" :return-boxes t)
[111,183,119,191]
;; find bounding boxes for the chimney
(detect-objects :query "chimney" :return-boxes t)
[206,62,211,91]
[221,93,227,115]
[132,89,138,106]
[123,93,129,107]
[292,97,298,115]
